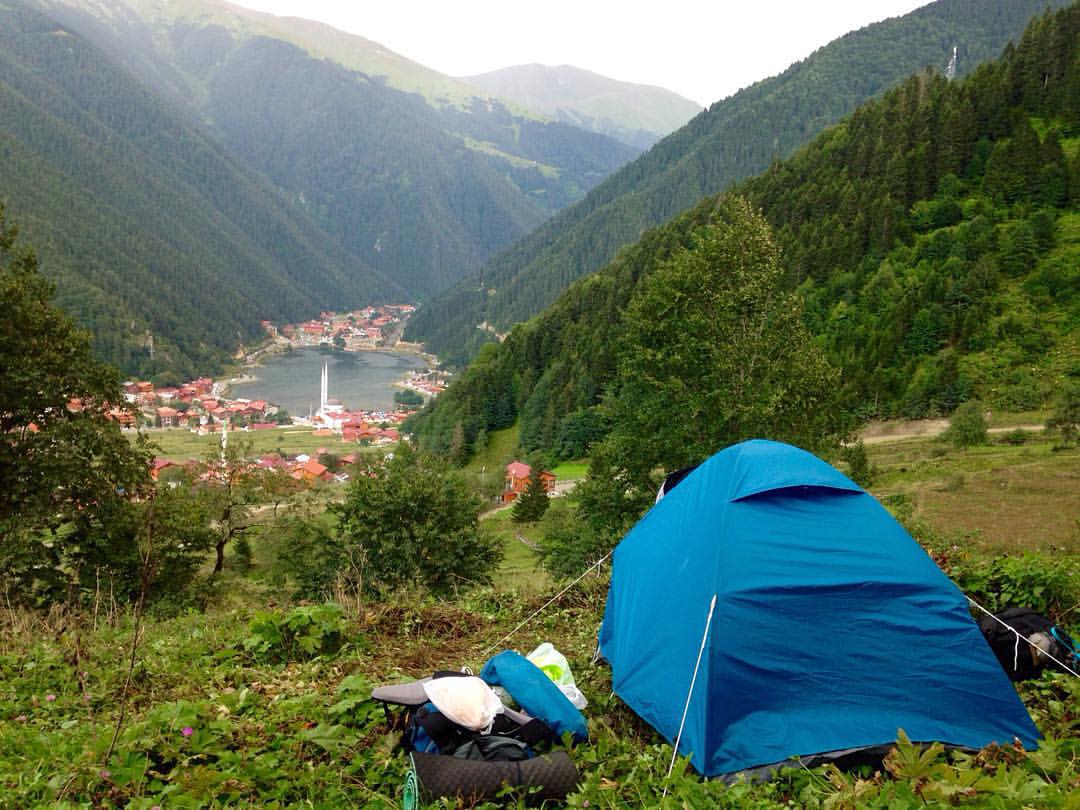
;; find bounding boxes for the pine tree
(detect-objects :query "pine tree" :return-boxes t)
[512,466,550,524]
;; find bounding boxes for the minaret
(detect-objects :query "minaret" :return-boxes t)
[320,362,328,416]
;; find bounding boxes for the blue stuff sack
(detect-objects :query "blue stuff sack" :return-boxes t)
[480,651,588,742]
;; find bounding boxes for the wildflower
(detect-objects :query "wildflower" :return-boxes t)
[45,694,56,702]
[99,769,110,780]
[15,714,27,723]
[181,726,194,737]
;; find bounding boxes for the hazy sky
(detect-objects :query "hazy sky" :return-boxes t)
[228,1,932,106]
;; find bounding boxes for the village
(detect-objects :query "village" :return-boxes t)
[110,305,458,487]
[261,304,452,399]
[106,304,562,497]
[266,304,414,351]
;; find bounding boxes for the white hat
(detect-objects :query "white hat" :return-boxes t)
[421,676,504,733]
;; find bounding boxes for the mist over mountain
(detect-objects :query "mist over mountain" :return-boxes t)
[28,0,640,299]
[408,0,1072,365]
[461,63,702,149]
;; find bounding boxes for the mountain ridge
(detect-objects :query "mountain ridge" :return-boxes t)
[408,3,1080,462]
[0,0,404,379]
[460,63,701,149]
[28,0,641,297]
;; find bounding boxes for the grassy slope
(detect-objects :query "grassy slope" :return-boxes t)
[3,431,1078,806]
[868,437,1080,552]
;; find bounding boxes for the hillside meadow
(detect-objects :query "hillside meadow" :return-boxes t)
[2,430,1079,807]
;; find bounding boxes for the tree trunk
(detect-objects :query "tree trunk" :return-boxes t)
[213,538,226,574]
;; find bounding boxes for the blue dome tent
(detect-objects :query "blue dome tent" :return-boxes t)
[598,439,1039,776]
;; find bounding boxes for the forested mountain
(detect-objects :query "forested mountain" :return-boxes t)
[29,0,640,297]
[0,1,404,381]
[408,0,1072,366]
[460,64,702,150]
[408,4,1080,464]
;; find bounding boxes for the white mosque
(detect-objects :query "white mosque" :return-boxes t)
[311,362,345,429]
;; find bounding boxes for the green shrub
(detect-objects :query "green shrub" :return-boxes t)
[943,400,988,448]
[1000,428,1031,445]
[272,517,345,601]
[333,446,502,598]
[947,551,1080,619]
[242,603,348,663]
[540,506,615,581]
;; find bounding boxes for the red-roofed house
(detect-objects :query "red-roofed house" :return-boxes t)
[191,378,214,395]
[108,407,137,428]
[502,461,556,503]
[151,458,177,480]
[157,407,179,428]
[293,458,329,483]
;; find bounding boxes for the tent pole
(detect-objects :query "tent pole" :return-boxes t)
[664,593,718,793]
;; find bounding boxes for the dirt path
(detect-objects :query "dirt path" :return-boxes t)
[860,419,1045,445]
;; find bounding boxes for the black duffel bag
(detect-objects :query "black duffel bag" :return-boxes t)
[979,607,1078,681]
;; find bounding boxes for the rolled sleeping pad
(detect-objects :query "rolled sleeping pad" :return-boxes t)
[408,750,579,806]
[401,767,420,810]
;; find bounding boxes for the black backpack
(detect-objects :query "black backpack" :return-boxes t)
[403,701,554,761]
[979,608,1079,681]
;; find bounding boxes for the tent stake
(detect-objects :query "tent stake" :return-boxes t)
[664,593,717,794]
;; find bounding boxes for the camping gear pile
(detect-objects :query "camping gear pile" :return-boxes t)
[373,648,586,807]
[599,439,1041,777]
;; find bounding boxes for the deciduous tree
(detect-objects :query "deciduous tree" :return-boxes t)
[333,445,501,597]
[577,196,846,535]
[943,400,989,448]
[1046,384,1080,447]
[0,207,153,604]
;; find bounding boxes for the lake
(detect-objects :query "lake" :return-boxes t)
[229,349,427,416]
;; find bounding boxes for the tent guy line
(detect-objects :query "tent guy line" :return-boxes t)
[477,551,613,662]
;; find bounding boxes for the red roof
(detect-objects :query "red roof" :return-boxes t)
[505,461,531,480]
[301,459,327,477]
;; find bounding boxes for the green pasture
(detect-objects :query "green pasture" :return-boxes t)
[137,426,355,460]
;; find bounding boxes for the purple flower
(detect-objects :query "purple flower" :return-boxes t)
[99,769,110,780]
[181,726,194,737]
[45,694,56,702]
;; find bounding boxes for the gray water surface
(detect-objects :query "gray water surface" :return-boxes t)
[230,349,426,416]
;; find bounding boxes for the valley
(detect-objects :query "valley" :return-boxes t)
[1,0,1078,806]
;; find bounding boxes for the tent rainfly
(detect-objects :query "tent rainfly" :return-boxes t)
[599,439,1039,776]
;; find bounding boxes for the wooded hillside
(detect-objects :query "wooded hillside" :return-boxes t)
[408,0,1072,366]
[410,3,1080,463]
[0,1,402,380]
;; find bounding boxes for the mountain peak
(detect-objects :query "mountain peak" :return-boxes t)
[460,63,702,149]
